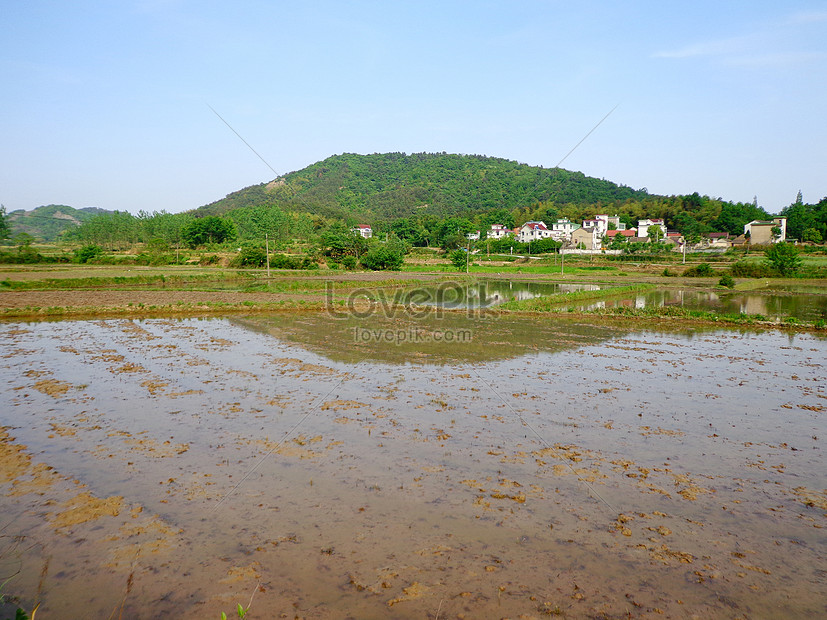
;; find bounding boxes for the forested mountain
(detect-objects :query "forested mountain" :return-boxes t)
[196,152,651,221]
[7,205,110,241]
[195,152,782,238]
[21,152,822,249]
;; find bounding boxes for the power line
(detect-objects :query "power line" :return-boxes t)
[206,103,280,179]
[555,104,620,169]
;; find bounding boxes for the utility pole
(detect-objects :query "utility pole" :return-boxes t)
[266,233,271,277]
[561,250,564,275]
[466,240,470,274]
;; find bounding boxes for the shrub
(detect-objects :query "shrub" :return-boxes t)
[340,255,357,270]
[74,244,103,264]
[730,260,775,278]
[230,246,267,268]
[682,262,713,277]
[718,274,735,288]
[361,246,404,270]
[661,268,676,277]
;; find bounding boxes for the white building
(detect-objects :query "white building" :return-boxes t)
[637,219,666,239]
[487,224,511,240]
[351,224,373,238]
[466,230,481,241]
[516,221,553,243]
[550,219,578,241]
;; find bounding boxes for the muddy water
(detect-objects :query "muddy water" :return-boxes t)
[0,316,824,619]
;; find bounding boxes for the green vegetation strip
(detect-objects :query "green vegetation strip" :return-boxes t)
[497,283,656,311]
[0,273,242,291]
[585,305,825,329]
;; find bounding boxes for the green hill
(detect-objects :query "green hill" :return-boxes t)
[196,152,651,221]
[8,205,110,242]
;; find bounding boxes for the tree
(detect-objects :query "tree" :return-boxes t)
[182,216,237,248]
[0,205,9,240]
[450,249,468,270]
[320,223,369,259]
[802,228,823,244]
[360,245,404,270]
[764,242,802,276]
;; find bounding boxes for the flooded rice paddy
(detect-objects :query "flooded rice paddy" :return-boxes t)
[585,289,827,323]
[0,314,825,619]
[401,279,827,322]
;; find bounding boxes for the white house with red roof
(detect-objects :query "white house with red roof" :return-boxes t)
[351,224,373,238]
[516,221,553,243]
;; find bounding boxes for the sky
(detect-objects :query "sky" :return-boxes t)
[2,0,826,215]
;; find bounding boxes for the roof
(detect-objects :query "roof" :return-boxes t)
[708,232,729,238]
[606,229,636,237]
[522,221,548,230]
[355,224,372,229]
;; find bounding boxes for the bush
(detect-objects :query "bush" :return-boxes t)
[74,244,104,264]
[718,274,735,288]
[661,268,676,277]
[340,255,357,270]
[200,254,221,266]
[230,246,267,268]
[730,260,775,278]
[361,246,404,270]
[682,262,713,277]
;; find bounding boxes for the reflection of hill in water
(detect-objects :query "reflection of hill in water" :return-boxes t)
[231,313,628,365]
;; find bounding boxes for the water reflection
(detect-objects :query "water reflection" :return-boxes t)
[397,280,600,309]
[585,288,827,321]
[233,312,625,365]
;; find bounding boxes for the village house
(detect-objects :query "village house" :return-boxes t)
[707,232,731,248]
[571,226,600,250]
[466,230,481,241]
[744,217,786,244]
[550,218,579,242]
[582,217,608,238]
[516,221,554,243]
[605,229,637,243]
[487,224,511,240]
[351,224,373,238]
[637,218,666,239]
[606,214,626,231]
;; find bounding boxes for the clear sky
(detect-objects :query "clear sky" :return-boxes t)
[2,1,826,215]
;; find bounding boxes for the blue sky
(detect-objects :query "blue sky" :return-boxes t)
[2,1,826,215]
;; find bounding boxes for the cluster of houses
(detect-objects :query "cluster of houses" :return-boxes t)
[471,214,788,251]
[350,215,788,251]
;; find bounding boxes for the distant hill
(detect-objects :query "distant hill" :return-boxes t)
[8,205,111,241]
[196,152,652,221]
